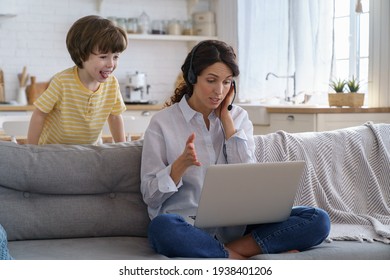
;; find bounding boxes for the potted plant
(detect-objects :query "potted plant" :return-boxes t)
[346,75,360,93]
[345,76,364,107]
[328,78,347,107]
[330,78,347,93]
[328,76,364,107]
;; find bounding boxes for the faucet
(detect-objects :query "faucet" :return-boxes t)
[266,72,296,103]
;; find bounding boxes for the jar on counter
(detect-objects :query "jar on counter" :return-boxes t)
[127,18,138,34]
[138,11,150,34]
[182,20,194,35]
[168,19,181,35]
[107,16,117,26]
[151,20,166,34]
[116,18,127,32]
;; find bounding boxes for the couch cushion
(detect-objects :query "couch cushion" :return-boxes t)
[9,237,390,260]
[0,140,150,241]
[8,237,167,260]
[0,141,142,194]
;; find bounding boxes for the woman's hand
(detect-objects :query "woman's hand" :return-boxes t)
[216,84,236,139]
[170,133,201,185]
[216,83,235,119]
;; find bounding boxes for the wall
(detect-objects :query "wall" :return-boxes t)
[0,0,212,103]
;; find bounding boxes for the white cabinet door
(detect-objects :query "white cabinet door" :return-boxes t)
[104,110,156,139]
[0,111,32,130]
[316,113,390,131]
[253,125,273,135]
[122,110,155,134]
[269,113,316,133]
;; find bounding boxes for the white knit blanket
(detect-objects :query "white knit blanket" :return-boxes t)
[254,122,390,244]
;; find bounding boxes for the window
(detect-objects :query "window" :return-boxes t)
[333,0,369,93]
[237,0,370,104]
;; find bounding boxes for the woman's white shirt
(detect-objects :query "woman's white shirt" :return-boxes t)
[141,96,256,224]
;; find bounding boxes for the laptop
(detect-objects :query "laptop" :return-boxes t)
[189,161,305,228]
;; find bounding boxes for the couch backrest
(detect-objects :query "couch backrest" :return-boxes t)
[0,140,150,241]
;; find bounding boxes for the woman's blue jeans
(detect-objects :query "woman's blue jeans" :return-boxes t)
[148,206,330,258]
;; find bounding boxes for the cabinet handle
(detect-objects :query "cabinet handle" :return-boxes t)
[141,111,151,116]
[287,115,295,121]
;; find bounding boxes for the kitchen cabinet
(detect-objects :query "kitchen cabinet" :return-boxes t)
[122,109,156,135]
[316,113,390,132]
[253,113,316,135]
[0,105,162,135]
[101,110,154,141]
[268,113,316,133]
[253,112,390,134]
[0,110,32,130]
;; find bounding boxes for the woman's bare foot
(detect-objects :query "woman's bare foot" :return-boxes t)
[225,234,262,259]
[285,249,300,253]
[226,248,247,259]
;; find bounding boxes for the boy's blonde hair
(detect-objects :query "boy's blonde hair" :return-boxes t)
[66,15,128,68]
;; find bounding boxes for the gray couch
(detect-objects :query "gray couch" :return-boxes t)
[0,124,389,260]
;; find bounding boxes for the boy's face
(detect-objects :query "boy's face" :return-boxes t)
[81,51,121,84]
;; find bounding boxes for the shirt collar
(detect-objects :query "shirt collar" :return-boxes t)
[178,95,217,123]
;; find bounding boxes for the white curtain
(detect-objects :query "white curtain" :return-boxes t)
[237,0,334,104]
[368,0,390,107]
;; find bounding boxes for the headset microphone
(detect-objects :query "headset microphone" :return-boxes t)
[227,80,236,111]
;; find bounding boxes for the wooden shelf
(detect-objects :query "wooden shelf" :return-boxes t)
[127,34,217,42]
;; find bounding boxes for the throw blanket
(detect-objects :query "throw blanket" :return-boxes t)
[254,122,390,244]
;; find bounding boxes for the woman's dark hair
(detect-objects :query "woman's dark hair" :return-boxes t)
[165,40,239,106]
[66,15,128,68]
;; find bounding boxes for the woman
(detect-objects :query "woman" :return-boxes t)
[140,40,330,259]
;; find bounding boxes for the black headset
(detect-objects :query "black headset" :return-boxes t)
[187,42,236,111]
[187,42,202,85]
[227,80,236,111]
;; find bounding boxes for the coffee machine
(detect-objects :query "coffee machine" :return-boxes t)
[123,71,151,103]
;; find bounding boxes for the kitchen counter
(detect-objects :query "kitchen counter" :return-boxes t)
[2,104,389,113]
[238,104,390,134]
[0,104,164,111]
[265,106,390,114]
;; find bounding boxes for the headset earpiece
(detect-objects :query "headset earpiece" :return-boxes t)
[227,80,236,111]
[187,42,204,84]
[187,68,196,84]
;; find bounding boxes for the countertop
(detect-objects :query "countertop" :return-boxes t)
[1,104,390,114]
[265,106,390,114]
[0,104,164,111]
[237,103,390,114]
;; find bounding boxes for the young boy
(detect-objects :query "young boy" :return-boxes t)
[27,15,128,144]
